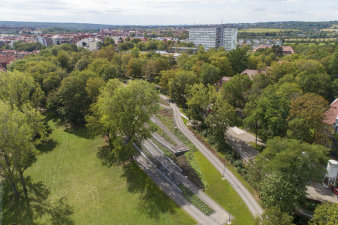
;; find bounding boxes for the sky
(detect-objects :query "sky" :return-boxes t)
[0,0,337,25]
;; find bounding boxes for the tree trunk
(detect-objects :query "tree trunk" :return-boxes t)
[3,155,20,199]
[19,169,28,199]
[9,175,20,199]
[255,120,258,145]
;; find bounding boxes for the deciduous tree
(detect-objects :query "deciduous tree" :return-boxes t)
[310,203,338,225]
[168,70,199,106]
[256,137,328,213]
[287,93,328,143]
[91,80,159,161]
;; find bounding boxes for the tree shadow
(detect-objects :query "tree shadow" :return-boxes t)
[96,144,178,220]
[64,124,95,139]
[96,144,137,167]
[175,155,205,189]
[2,176,74,225]
[120,162,177,220]
[36,138,58,154]
[96,145,118,167]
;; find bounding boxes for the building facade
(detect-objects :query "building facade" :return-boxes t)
[189,26,237,51]
[323,99,338,148]
[222,27,238,51]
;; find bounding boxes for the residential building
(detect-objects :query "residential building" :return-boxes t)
[241,69,267,79]
[189,27,221,50]
[76,38,101,51]
[37,35,48,46]
[323,99,338,148]
[189,26,238,51]
[222,27,238,51]
[281,46,295,55]
[0,50,34,71]
[217,76,232,86]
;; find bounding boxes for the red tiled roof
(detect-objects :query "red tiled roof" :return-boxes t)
[324,98,338,125]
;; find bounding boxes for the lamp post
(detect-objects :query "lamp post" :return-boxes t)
[222,156,226,180]
[227,203,231,224]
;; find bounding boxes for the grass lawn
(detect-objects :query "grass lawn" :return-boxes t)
[186,126,261,204]
[195,151,255,225]
[3,120,194,225]
[239,28,297,33]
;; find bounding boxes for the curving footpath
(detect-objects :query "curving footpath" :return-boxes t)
[160,94,264,218]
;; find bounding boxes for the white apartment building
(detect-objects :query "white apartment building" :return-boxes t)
[189,26,237,51]
[222,28,238,51]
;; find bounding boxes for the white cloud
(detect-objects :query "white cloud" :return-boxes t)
[0,0,337,25]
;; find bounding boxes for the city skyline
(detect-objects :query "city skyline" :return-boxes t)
[0,0,338,25]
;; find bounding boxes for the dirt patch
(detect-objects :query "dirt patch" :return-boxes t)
[159,108,173,118]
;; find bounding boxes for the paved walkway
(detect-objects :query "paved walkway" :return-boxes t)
[159,94,263,217]
[151,116,189,155]
[226,127,261,161]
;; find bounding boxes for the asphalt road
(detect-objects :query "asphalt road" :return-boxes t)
[226,127,264,162]
[160,95,263,217]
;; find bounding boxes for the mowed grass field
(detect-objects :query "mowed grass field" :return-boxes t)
[239,28,296,33]
[195,151,255,225]
[7,120,195,225]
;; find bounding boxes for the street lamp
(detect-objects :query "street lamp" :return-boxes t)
[227,203,231,224]
[222,156,226,180]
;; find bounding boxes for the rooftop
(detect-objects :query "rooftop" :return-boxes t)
[281,46,295,54]
[324,98,338,125]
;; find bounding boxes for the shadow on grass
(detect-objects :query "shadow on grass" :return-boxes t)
[121,162,178,220]
[2,177,74,225]
[64,125,95,139]
[36,138,58,154]
[175,155,205,189]
[96,144,179,220]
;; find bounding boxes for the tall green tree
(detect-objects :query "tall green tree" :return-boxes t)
[0,71,44,109]
[92,80,159,160]
[255,207,294,225]
[57,51,72,72]
[199,63,221,85]
[210,56,234,77]
[126,58,143,78]
[186,83,216,122]
[256,137,328,213]
[244,83,302,141]
[287,93,328,143]
[206,96,237,149]
[168,70,199,106]
[55,75,90,123]
[159,69,176,94]
[310,203,338,225]
[226,47,249,74]
[222,74,252,108]
[0,101,46,199]
[86,77,105,102]
[329,50,338,79]
[296,71,332,99]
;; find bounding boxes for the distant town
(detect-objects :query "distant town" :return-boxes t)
[1,21,337,72]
